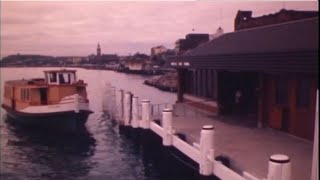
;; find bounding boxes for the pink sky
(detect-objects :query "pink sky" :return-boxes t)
[0,1,318,57]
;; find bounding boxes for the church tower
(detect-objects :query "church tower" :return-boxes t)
[97,43,101,56]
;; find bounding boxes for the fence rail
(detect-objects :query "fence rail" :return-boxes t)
[102,84,174,122]
[101,83,295,180]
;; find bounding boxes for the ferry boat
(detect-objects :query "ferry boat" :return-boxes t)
[1,69,93,132]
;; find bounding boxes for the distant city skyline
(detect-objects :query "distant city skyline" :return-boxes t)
[1,1,318,58]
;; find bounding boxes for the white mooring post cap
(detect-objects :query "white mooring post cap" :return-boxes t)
[269,154,290,163]
[202,125,214,130]
[163,108,172,112]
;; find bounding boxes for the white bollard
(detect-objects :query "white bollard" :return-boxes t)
[141,100,151,129]
[110,86,116,118]
[74,94,79,113]
[199,125,214,176]
[123,91,131,126]
[102,85,108,111]
[312,90,318,180]
[119,89,124,120]
[106,85,112,111]
[267,154,291,180]
[131,96,139,128]
[162,108,173,146]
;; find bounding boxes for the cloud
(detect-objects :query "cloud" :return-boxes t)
[0,1,318,57]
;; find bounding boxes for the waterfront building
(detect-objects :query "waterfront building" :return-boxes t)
[151,45,167,57]
[174,34,209,55]
[168,15,318,140]
[121,53,151,72]
[150,45,175,67]
[235,9,318,31]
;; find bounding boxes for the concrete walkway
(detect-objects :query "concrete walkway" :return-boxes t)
[170,103,313,180]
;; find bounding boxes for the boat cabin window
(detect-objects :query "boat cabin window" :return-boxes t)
[21,88,30,101]
[48,72,57,84]
[4,85,13,98]
[58,73,75,84]
[46,72,76,85]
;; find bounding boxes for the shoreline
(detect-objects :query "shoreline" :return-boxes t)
[143,72,178,93]
[1,65,178,93]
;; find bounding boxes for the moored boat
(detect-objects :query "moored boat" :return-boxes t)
[1,69,93,132]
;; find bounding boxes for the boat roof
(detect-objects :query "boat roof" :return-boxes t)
[43,69,77,73]
[5,79,48,88]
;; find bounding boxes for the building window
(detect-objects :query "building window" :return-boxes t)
[296,79,310,108]
[275,78,288,105]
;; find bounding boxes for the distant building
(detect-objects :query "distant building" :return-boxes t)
[89,43,119,64]
[175,33,209,55]
[209,27,224,41]
[123,53,150,71]
[69,57,82,64]
[235,9,319,31]
[100,54,119,64]
[127,60,145,71]
[150,45,175,66]
[97,43,101,56]
[56,56,83,65]
[151,45,167,57]
[88,54,96,61]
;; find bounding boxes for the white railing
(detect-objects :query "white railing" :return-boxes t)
[102,83,294,180]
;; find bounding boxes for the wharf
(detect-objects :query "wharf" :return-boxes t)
[104,85,317,180]
[171,103,313,180]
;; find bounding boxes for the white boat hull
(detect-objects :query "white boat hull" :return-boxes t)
[2,94,93,133]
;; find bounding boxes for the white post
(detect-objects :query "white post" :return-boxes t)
[74,94,79,113]
[108,85,112,111]
[267,154,291,180]
[162,108,173,146]
[141,100,151,129]
[105,84,111,111]
[131,96,139,128]
[124,91,131,126]
[110,86,116,119]
[119,89,124,120]
[312,90,319,180]
[102,85,107,111]
[199,125,214,176]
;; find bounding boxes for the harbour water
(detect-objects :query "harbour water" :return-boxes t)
[0,67,202,180]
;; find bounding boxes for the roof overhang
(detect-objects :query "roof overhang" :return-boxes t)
[168,18,319,74]
[168,50,318,74]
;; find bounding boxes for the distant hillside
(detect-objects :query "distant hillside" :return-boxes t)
[1,54,58,67]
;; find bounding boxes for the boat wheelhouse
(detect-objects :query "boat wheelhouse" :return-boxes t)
[2,69,93,132]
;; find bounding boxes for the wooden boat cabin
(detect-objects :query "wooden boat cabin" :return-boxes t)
[3,69,89,112]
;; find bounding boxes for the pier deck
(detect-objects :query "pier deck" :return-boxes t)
[171,103,313,180]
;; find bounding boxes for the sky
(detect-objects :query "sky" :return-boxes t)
[0,1,318,58]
